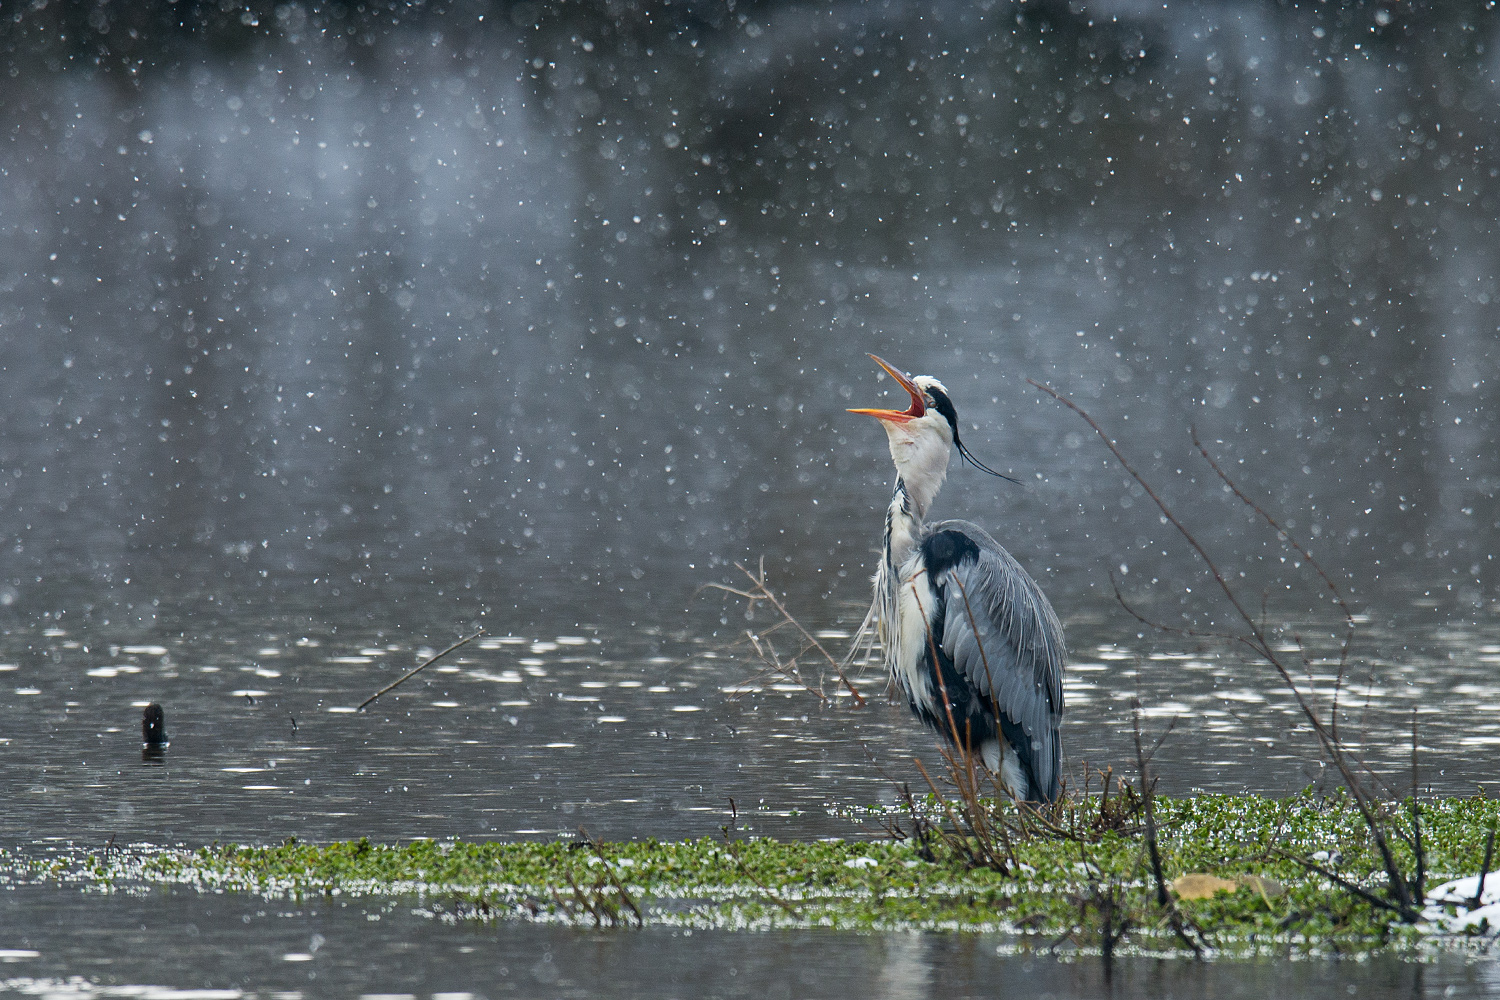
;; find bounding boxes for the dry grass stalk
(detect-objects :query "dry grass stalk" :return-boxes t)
[878,782,942,862]
[359,627,485,711]
[551,828,643,929]
[910,753,1017,875]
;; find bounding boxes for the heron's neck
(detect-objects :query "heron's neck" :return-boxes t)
[883,476,927,570]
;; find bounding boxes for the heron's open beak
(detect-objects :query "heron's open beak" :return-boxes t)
[847,354,926,423]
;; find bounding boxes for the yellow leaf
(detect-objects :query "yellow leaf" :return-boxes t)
[1170,873,1239,899]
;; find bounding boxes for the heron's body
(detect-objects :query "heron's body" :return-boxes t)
[850,356,1065,802]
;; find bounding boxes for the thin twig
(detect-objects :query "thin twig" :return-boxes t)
[1274,849,1410,916]
[892,782,939,862]
[1108,571,1243,644]
[737,560,866,705]
[1133,706,1169,911]
[913,757,981,869]
[1029,380,1266,654]
[1190,426,1357,740]
[744,629,829,704]
[1410,709,1425,904]
[702,559,865,705]
[358,628,485,710]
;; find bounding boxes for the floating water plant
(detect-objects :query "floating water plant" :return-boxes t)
[9,792,1494,959]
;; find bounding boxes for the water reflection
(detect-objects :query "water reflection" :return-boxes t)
[1,882,1497,999]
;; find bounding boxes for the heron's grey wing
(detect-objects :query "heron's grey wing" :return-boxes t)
[924,520,1066,798]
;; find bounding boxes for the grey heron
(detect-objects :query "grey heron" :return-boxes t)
[848,355,1065,802]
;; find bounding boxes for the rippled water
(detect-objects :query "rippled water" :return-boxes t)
[4,610,1497,851]
[3,0,1500,993]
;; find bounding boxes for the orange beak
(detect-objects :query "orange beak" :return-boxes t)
[847,354,926,423]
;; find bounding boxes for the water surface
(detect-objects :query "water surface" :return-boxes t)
[4,883,1500,999]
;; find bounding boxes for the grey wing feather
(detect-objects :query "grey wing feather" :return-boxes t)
[929,519,1066,796]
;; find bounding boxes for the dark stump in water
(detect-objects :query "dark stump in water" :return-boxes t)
[142,703,168,746]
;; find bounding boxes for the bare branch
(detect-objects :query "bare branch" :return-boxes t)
[730,561,866,706]
[1410,709,1426,904]
[1029,379,1271,656]
[1031,379,1420,920]
[1108,570,1242,644]
[1190,426,1357,739]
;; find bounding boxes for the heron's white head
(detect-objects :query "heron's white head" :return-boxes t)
[848,356,959,518]
[849,355,1015,520]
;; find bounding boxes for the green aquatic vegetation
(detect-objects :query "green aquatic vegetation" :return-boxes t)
[26,793,1500,958]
